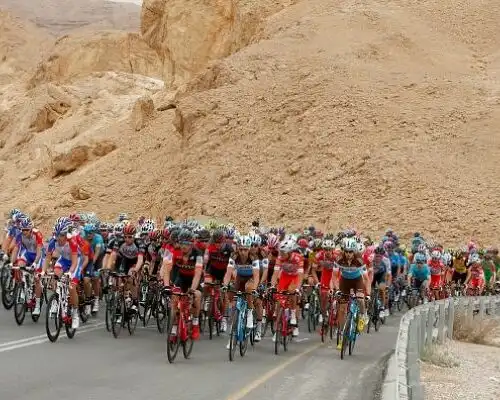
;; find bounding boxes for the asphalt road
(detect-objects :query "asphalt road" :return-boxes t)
[0,303,400,400]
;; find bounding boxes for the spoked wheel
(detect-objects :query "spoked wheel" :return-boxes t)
[274,309,283,355]
[65,308,76,339]
[142,298,153,327]
[156,295,169,334]
[31,293,44,323]
[182,320,194,359]
[111,294,125,338]
[105,292,114,332]
[127,305,139,335]
[2,272,16,310]
[46,293,62,342]
[13,284,27,326]
[166,311,180,363]
[228,310,239,362]
[349,314,358,355]
[340,313,351,360]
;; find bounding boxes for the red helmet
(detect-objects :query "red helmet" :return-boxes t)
[149,230,160,241]
[298,238,309,249]
[123,223,136,236]
[162,228,170,239]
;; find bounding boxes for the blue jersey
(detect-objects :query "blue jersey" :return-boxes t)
[409,264,430,281]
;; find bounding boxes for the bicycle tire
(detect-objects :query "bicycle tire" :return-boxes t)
[127,306,139,335]
[2,272,15,310]
[240,310,249,357]
[111,293,124,338]
[165,309,180,363]
[215,295,223,337]
[229,308,239,362]
[340,312,351,360]
[65,310,76,339]
[13,284,26,326]
[349,313,358,356]
[156,297,168,334]
[105,292,114,332]
[182,321,194,359]
[282,313,289,353]
[45,293,62,342]
[274,309,283,355]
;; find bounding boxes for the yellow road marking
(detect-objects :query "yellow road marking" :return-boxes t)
[225,342,322,400]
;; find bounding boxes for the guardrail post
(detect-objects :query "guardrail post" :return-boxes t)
[419,309,427,354]
[426,305,434,346]
[447,298,455,340]
[407,318,422,400]
[437,302,446,344]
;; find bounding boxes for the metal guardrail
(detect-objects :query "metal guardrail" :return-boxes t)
[382,295,500,400]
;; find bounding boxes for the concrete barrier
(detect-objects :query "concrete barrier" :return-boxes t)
[381,295,500,400]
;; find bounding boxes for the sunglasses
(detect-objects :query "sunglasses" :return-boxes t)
[345,250,354,254]
[180,241,193,246]
[124,235,134,239]
[21,229,31,232]
[416,261,424,264]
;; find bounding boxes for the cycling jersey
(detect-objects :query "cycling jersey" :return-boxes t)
[274,252,304,276]
[336,255,364,280]
[453,257,467,274]
[15,230,43,265]
[409,263,430,281]
[371,255,390,275]
[173,249,203,278]
[428,259,444,276]
[228,255,259,278]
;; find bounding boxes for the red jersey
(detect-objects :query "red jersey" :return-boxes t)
[274,252,304,276]
[428,259,444,276]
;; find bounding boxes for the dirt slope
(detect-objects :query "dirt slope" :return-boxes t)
[1,0,499,244]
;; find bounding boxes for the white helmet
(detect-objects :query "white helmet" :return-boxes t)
[249,233,262,247]
[357,242,366,253]
[431,250,441,260]
[321,239,335,250]
[279,239,296,253]
[469,253,481,264]
[343,238,358,252]
[239,235,252,248]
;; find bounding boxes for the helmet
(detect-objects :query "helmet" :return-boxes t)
[238,235,252,248]
[118,213,129,222]
[141,221,155,235]
[149,230,160,241]
[114,222,125,235]
[196,228,211,243]
[19,217,33,230]
[430,250,441,260]
[161,228,170,240]
[123,223,136,236]
[415,253,427,263]
[297,238,309,249]
[357,242,365,253]
[83,223,96,235]
[279,239,296,253]
[312,238,323,249]
[249,233,262,247]
[469,253,481,264]
[54,217,72,236]
[170,228,181,242]
[321,239,335,250]
[224,225,236,239]
[374,245,385,255]
[343,238,358,252]
[9,208,22,218]
[267,234,280,249]
[211,229,224,243]
[417,244,427,253]
[179,229,194,243]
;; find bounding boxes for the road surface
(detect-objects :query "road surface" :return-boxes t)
[0,305,399,400]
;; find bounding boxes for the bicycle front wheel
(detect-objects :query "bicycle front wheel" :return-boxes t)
[45,293,62,342]
[340,312,351,360]
[229,309,239,361]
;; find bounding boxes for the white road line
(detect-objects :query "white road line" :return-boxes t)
[0,322,105,353]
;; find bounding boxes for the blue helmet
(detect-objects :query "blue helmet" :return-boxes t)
[54,217,72,236]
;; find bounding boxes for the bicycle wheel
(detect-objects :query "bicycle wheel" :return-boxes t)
[349,313,358,356]
[65,306,76,339]
[165,310,180,363]
[182,320,194,359]
[307,301,315,333]
[156,296,168,334]
[105,292,114,332]
[320,320,327,343]
[2,272,15,310]
[274,308,283,355]
[282,315,289,353]
[229,309,239,362]
[142,296,152,327]
[111,293,125,338]
[240,311,249,357]
[45,293,62,342]
[13,284,26,326]
[127,305,139,335]
[340,312,351,360]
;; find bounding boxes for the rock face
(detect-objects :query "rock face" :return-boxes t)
[28,31,163,87]
[140,0,293,86]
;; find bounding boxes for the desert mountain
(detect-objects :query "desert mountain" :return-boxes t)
[0,0,499,244]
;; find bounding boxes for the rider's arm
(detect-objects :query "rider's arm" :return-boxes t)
[162,249,173,286]
[259,258,269,285]
[270,259,281,287]
[190,255,204,291]
[252,260,260,284]
[464,268,472,285]
[223,259,234,287]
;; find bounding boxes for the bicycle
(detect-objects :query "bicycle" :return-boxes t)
[272,289,297,355]
[261,285,275,338]
[13,265,44,325]
[227,289,256,362]
[108,271,139,338]
[303,284,320,333]
[45,273,76,342]
[320,290,339,343]
[338,292,361,360]
[165,290,194,363]
[201,282,224,339]
[366,286,383,333]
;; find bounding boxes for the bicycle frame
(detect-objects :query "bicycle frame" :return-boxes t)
[176,293,192,342]
[234,293,248,342]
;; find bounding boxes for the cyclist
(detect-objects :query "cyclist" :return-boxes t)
[164,230,203,340]
[335,237,367,349]
[270,238,304,338]
[368,245,391,318]
[222,235,260,347]
[464,253,485,295]
[82,223,104,313]
[407,253,430,301]
[43,217,84,329]
[428,249,445,300]
[10,216,44,315]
